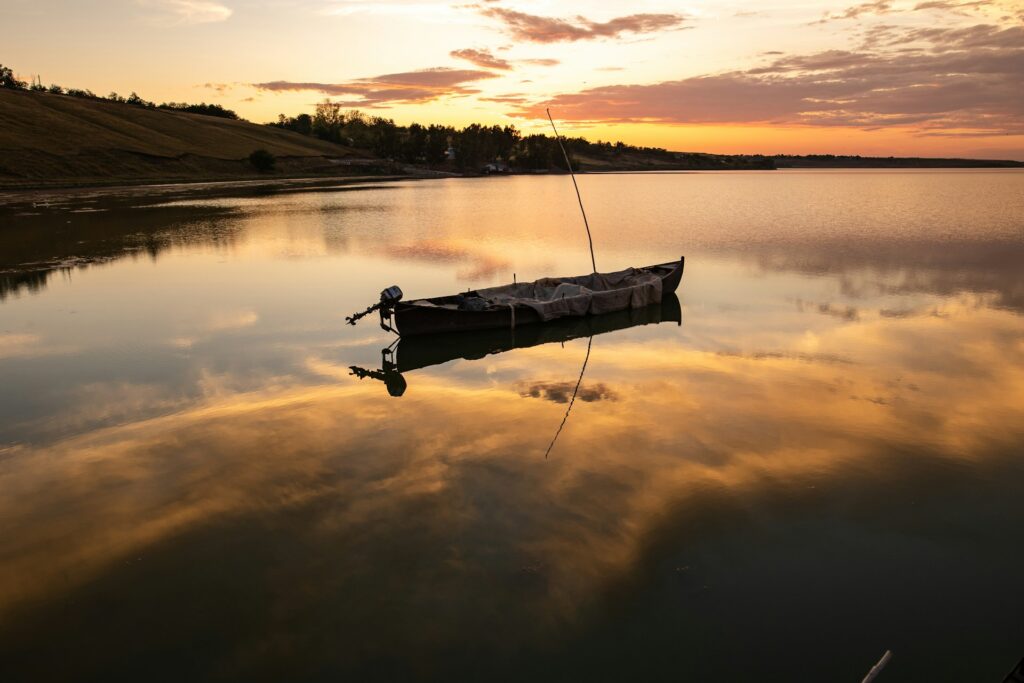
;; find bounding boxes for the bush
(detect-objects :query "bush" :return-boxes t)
[0,64,26,90]
[249,149,276,172]
[126,91,153,107]
[158,102,238,119]
[47,84,64,95]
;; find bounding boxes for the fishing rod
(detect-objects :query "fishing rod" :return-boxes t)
[546,108,597,274]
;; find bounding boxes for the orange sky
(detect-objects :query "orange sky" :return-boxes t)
[2,0,1022,158]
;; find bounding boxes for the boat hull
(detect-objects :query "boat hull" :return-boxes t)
[394,257,684,336]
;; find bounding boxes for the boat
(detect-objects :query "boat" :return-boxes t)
[349,293,682,396]
[346,257,684,337]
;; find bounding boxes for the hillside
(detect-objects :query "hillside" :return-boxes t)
[0,88,381,187]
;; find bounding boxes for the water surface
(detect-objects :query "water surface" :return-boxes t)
[2,170,1023,681]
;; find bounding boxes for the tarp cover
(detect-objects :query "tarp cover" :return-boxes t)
[476,267,662,322]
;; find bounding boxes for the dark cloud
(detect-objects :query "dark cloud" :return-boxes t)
[252,68,498,106]
[511,24,1024,135]
[519,382,618,404]
[480,7,685,43]
[450,48,513,71]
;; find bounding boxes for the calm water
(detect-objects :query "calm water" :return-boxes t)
[1,170,1023,681]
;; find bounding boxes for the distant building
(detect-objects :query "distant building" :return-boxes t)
[481,161,509,174]
[445,146,456,161]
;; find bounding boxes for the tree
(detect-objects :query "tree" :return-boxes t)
[313,100,345,142]
[249,149,276,172]
[369,116,400,159]
[158,101,238,119]
[424,124,450,165]
[402,123,427,162]
[126,92,153,107]
[0,64,25,89]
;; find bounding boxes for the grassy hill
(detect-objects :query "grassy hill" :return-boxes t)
[0,88,380,187]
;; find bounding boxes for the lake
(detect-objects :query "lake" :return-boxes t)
[1,170,1023,681]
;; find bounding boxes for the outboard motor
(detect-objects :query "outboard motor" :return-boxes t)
[346,285,403,333]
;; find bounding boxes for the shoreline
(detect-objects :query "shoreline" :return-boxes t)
[0,174,425,214]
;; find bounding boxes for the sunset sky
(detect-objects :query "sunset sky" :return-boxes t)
[3,0,1023,158]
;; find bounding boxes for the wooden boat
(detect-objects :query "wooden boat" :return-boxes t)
[395,292,681,371]
[349,294,682,396]
[383,257,684,337]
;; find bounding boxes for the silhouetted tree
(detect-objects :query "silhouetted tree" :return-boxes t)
[273,113,314,136]
[402,123,427,162]
[369,116,400,158]
[0,64,25,89]
[126,92,154,107]
[425,124,451,165]
[313,100,345,142]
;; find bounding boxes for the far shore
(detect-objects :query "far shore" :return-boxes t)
[5,165,1024,215]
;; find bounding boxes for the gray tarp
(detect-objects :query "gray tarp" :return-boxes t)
[476,267,663,322]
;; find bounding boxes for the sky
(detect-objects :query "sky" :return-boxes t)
[3,0,1023,158]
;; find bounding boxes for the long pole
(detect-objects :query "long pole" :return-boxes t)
[546,108,597,274]
[544,336,593,459]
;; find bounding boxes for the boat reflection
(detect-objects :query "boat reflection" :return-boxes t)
[349,293,682,397]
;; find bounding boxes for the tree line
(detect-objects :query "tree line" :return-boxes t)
[0,63,238,120]
[270,100,683,172]
[2,63,772,171]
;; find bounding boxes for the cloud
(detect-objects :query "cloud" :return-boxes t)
[914,0,991,12]
[510,23,1024,136]
[519,381,618,404]
[206,309,259,331]
[479,7,685,43]
[385,239,511,281]
[813,0,896,23]
[252,68,499,106]
[450,49,558,71]
[450,48,512,71]
[815,0,994,23]
[478,93,530,104]
[319,0,458,21]
[140,0,233,25]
